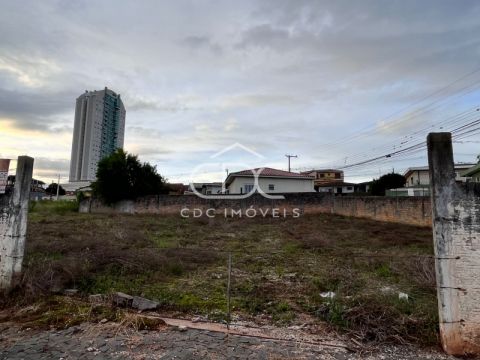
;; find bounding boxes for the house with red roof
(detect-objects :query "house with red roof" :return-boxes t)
[224,167,315,194]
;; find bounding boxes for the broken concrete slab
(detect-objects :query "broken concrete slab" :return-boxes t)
[132,296,159,311]
[112,292,133,307]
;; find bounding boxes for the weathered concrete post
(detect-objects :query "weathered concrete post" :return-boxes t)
[427,132,480,355]
[0,156,34,290]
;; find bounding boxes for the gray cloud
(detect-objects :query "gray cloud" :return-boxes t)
[34,157,69,171]
[0,87,76,130]
[1,0,480,182]
[181,35,222,55]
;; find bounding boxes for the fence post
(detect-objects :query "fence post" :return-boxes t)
[226,251,232,330]
[427,133,480,355]
[0,156,34,290]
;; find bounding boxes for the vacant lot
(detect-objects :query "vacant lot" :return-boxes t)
[4,201,438,346]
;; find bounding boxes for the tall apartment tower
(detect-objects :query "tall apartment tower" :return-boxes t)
[69,87,126,182]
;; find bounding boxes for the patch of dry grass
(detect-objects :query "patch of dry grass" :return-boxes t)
[1,201,438,345]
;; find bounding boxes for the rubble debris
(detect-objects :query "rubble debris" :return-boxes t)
[112,292,134,307]
[320,291,336,299]
[132,296,159,311]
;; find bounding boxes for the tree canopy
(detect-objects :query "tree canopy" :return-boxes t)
[92,149,168,204]
[370,172,406,196]
[45,183,66,196]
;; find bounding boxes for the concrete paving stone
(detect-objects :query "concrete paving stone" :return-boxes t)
[0,322,456,360]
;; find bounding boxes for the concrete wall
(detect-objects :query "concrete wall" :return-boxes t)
[0,156,33,290]
[80,193,432,227]
[428,133,480,356]
[227,177,315,194]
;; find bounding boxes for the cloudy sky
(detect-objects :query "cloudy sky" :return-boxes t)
[1,0,480,184]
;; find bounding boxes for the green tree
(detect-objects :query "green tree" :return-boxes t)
[45,183,66,196]
[370,172,406,196]
[92,149,168,204]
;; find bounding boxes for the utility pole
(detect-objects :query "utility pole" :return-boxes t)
[56,174,60,201]
[285,154,297,172]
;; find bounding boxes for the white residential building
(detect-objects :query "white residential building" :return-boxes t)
[224,168,314,194]
[404,164,475,186]
[69,87,126,182]
[316,181,356,194]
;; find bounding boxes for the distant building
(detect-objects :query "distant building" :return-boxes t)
[201,182,223,195]
[462,163,480,183]
[61,181,92,194]
[301,169,343,191]
[225,167,314,194]
[316,180,355,195]
[186,182,224,195]
[354,181,372,194]
[69,87,126,182]
[404,164,474,186]
[168,183,189,195]
[6,175,46,200]
[385,163,476,197]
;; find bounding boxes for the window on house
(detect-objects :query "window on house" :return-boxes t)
[347,187,353,190]
[320,174,325,178]
[244,184,254,193]
[268,184,274,191]
[335,173,341,179]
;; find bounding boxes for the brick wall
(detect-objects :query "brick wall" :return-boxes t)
[80,193,432,227]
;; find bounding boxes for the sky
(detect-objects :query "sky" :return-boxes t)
[1,0,480,184]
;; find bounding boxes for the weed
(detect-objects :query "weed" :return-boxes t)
[2,209,439,345]
[374,263,393,278]
[29,200,79,216]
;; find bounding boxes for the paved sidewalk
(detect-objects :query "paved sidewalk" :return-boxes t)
[0,322,454,360]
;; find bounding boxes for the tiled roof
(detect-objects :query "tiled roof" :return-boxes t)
[229,167,314,179]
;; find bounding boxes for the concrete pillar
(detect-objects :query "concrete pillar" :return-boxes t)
[0,156,34,290]
[427,133,480,355]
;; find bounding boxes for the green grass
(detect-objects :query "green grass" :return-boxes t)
[29,200,79,218]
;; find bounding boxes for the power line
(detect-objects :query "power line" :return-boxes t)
[319,65,480,149]
[336,120,480,171]
[328,108,479,167]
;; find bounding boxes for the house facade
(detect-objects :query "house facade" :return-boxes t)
[404,164,474,186]
[316,181,355,194]
[225,168,314,194]
[201,182,223,195]
[462,163,480,183]
[301,169,343,191]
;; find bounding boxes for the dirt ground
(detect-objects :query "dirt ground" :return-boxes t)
[2,201,439,349]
